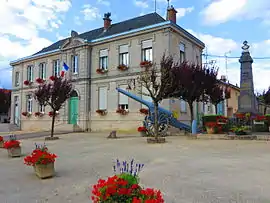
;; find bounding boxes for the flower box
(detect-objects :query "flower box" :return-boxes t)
[48,111,59,117]
[34,112,44,117]
[34,163,55,179]
[140,61,152,68]
[7,146,21,157]
[49,76,56,81]
[116,109,129,115]
[96,68,108,74]
[96,109,107,116]
[139,108,149,115]
[24,80,33,86]
[117,64,128,71]
[36,78,45,84]
[0,136,3,148]
[22,112,32,117]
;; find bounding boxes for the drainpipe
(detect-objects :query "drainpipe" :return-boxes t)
[87,46,92,132]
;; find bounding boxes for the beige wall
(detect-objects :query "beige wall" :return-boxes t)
[227,88,240,117]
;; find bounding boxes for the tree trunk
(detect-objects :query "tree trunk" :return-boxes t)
[154,102,159,141]
[215,104,218,115]
[188,102,194,127]
[51,111,56,138]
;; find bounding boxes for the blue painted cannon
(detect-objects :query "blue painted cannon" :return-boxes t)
[116,88,192,135]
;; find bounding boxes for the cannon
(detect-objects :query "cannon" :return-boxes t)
[116,88,192,136]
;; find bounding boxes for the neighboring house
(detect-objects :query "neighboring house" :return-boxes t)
[203,76,240,117]
[10,6,205,132]
[0,89,11,123]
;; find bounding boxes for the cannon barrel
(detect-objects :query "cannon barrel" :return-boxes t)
[116,88,172,116]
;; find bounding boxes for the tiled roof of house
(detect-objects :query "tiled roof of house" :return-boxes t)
[34,13,166,55]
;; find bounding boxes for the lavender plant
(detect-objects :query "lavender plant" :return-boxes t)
[9,134,17,141]
[34,143,48,151]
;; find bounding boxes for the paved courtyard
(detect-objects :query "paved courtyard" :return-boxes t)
[1,133,270,203]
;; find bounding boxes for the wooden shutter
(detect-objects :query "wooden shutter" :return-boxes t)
[100,49,108,57]
[119,45,128,53]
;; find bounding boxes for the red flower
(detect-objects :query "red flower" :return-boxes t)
[0,136,3,142]
[49,76,56,81]
[24,148,57,166]
[96,109,107,116]
[36,78,44,84]
[254,115,266,121]
[140,61,152,68]
[48,111,59,117]
[117,64,129,71]
[24,80,31,85]
[22,112,31,117]
[138,127,147,132]
[116,109,128,115]
[4,140,20,149]
[96,68,108,74]
[139,108,149,115]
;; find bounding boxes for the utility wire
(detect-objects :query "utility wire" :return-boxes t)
[202,53,270,60]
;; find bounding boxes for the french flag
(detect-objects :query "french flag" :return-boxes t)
[60,62,69,77]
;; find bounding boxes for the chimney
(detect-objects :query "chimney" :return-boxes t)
[103,12,112,30]
[220,75,227,82]
[166,5,177,24]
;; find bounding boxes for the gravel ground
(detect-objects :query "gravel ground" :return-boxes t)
[1,133,270,203]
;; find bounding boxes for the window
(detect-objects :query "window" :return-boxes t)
[27,65,33,82]
[26,95,33,113]
[180,43,185,63]
[99,49,108,70]
[119,45,129,66]
[72,55,79,74]
[39,104,45,113]
[180,100,187,112]
[118,85,129,110]
[15,72,19,86]
[98,87,107,110]
[39,63,46,79]
[53,60,60,76]
[142,40,152,62]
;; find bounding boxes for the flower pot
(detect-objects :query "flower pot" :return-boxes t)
[206,127,214,134]
[0,141,4,148]
[7,146,21,157]
[34,163,55,179]
[140,131,147,137]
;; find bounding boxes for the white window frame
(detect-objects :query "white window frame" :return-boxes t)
[27,65,33,82]
[53,60,60,76]
[118,85,129,110]
[15,72,19,86]
[39,104,45,113]
[180,43,185,63]
[180,99,187,113]
[98,87,107,110]
[142,40,153,62]
[27,95,33,113]
[99,49,108,70]
[72,55,79,74]
[39,63,46,79]
[119,45,129,66]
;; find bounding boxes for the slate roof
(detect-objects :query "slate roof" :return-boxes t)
[34,13,166,55]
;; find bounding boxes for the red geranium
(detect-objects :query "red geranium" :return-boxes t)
[140,61,152,68]
[4,140,20,149]
[24,80,32,86]
[24,147,57,166]
[49,76,56,81]
[0,136,3,142]
[138,127,147,132]
[254,115,266,121]
[139,108,149,115]
[116,109,128,115]
[36,78,44,84]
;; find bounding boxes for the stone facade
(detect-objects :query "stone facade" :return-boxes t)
[10,15,205,132]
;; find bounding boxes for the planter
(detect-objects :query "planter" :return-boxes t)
[34,163,55,179]
[147,137,166,143]
[7,146,21,157]
[206,127,214,134]
[140,131,147,137]
[0,141,4,148]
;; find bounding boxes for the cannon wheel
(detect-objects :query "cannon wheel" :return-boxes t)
[144,112,169,137]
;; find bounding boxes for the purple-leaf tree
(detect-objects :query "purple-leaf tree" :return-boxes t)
[0,89,11,114]
[34,77,73,138]
[207,84,231,114]
[168,61,218,125]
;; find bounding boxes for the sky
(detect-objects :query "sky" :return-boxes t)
[0,0,270,92]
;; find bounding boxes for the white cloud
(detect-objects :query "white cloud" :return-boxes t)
[176,7,194,19]
[74,16,82,26]
[201,0,270,25]
[187,29,270,92]
[97,0,110,6]
[81,4,101,21]
[134,0,149,9]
